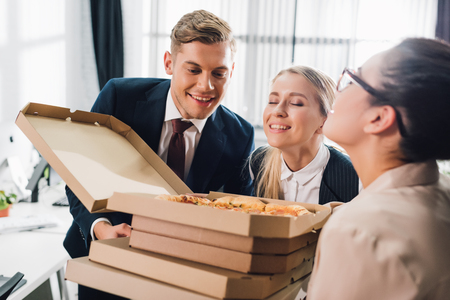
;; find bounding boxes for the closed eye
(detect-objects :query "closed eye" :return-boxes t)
[213,72,227,78]
[187,69,201,74]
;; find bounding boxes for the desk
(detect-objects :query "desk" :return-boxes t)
[0,185,73,300]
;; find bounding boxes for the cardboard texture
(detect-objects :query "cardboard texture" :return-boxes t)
[16,103,330,238]
[88,237,313,299]
[108,192,330,239]
[65,256,215,300]
[66,257,308,300]
[15,102,192,213]
[17,103,324,296]
[129,230,316,274]
[131,215,319,254]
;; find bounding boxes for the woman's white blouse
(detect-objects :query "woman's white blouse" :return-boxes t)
[280,143,330,204]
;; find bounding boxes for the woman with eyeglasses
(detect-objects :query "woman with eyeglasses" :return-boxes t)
[307,38,450,299]
[249,66,360,204]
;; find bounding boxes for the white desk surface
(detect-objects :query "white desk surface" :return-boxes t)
[1,185,72,300]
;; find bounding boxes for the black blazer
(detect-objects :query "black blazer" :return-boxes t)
[249,145,359,204]
[64,78,255,258]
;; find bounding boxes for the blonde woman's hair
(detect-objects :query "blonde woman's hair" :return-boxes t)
[170,10,237,59]
[254,66,336,199]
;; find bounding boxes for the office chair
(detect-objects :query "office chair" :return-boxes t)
[0,272,24,300]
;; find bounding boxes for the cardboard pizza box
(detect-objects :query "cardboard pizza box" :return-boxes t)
[15,102,191,213]
[129,230,316,274]
[107,192,329,239]
[65,257,214,300]
[86,237,313,299]
[16,103,331,238]
[65,256,309,300]
[131,215,319,255]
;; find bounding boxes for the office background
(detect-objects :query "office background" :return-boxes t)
[0,0,448,188]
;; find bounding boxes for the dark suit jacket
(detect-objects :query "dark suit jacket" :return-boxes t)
[250,145,359,204]
[64,78,255,258]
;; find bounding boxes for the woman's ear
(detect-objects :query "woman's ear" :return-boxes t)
[316,117,327,134]
[363,105,398,134]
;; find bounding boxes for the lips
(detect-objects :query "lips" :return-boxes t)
[269,124,291,130]
[188,93,214,103]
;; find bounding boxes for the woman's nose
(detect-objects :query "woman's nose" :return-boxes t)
[273,103,287,117]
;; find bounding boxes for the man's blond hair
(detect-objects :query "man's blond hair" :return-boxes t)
[170,10,236,58]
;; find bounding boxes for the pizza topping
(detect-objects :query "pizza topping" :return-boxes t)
[155,194,212,206]
[156,194,312,217]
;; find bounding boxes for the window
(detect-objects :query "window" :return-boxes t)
[0,0,66,173]
[127,0,437,127]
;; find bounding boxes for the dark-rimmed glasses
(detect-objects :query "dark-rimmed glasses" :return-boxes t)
[337,68,408,137]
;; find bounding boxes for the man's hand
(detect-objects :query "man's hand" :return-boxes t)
[93,221,131,240]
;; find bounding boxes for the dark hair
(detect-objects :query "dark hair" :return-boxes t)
[376,38,450,162]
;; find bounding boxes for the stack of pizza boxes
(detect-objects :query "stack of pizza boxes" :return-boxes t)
[16,103,332,300]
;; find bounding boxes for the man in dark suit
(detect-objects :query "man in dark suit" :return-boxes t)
[64,9,254,299]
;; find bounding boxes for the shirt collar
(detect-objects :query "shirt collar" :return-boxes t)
[164,88,207,133]
[280,143,329,185]
[362,160,440,194]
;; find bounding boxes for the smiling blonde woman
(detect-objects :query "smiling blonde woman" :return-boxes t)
[249,66,360,204]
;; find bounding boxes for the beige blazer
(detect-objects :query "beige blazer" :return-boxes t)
[307,160,450,299]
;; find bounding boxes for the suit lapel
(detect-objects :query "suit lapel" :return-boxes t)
[318,178,335,204]
[186,110,226,193]
[319,146,340,204]
[134,80,170,152]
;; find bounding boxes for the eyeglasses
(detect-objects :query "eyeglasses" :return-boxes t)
[336,68,408,137]
[337,68,383,96]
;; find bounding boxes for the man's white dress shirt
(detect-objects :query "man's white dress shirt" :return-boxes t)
[91,89,207,239]
[157,89,207,181]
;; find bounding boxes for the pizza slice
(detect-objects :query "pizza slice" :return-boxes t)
[155,194,211,206]
[264,203,311,216]
[229,196,266,212]
[210,196,234,209]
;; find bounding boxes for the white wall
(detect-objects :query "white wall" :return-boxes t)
[0,0,67,178]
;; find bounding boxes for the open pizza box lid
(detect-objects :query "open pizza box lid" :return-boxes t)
[15,102,191,213]
[16,102,331,238]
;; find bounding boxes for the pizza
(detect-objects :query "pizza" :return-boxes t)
[155,194,212,206]
[264,203,310,216]
[155,194,311,217]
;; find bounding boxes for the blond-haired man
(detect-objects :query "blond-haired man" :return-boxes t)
[64,10,254,300]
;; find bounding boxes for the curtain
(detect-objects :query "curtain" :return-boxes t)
[66,0,99,112]
[436,0,450,42]
[90,0,124,90]
[115,0,439,128]
[132,0,437,126]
